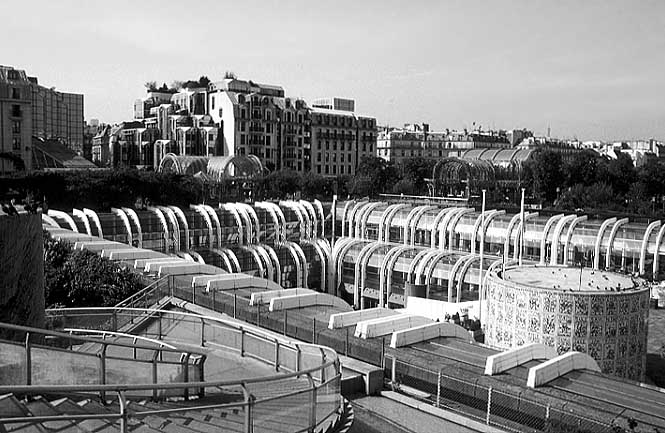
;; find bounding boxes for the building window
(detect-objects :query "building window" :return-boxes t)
[325,165,329,174]
[12,121,20,134]
[12,136,20,151]
[241,134,246,145]
[333,165,337,174]
[11,88,20,99]
[341,165,345,174]
[11,105,21,117]
[266,136,271,146]
[317,166,321,174]
[211,96,215,110]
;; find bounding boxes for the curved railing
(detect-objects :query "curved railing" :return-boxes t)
[0,307,342,433]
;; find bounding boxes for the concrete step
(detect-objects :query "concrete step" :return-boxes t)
[0,394,46,433]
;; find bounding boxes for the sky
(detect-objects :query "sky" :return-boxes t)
[2,0,664,141]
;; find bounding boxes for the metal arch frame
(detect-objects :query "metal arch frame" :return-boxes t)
[271,202,288,243]
[639,220,661,275]
[41,214,61,228]
[189,205,212,247]
[280,200,307,241]
[381,245,415,308]
[415,250,446,285]
[83,208,103,237]
[332,238,370,298]
[437,207,465,250]
[48,210,79,232]
[539,214,564,264]
[379,203,408,243]
[652,224,665,278]
[340,200,356,238]
[212,248,234,273]
[157,152,182,173]
[255,202,280,243]
[511,212,537,259]
[232,204,253,245]
[455,255,482,303]
[239,203,261,244]
[605,218,629,269]
[148,206,171,248]
[358,202,384,240]
[430,208,457,249]
[448,254,474,302]
[377,204,400,242]
[111,208,132,246]
[122,207,143,248]
[329,237,358,294]
[260,244,282,286]
[301,239,326,291]
[253,244,275,282]
[288,241,308,288]
[423,250,454,289]
[448,208,474,252]
[503,213,524,258]
[241,245,266,278]
[408,206,438,246]
[313,199,325,238]
[562,216,589,265]
[276,242,300,286]
[180,252,195,262]
[478,210,507,253]
[207,154,263,181]
[402,206,425,246]
[189,251,205,264]
[72,209,92,236]
[169,206,190,251]
[593,217,616,270]
[346,201,368,239]
[549,214,578,266]
[471,210,505,254]
[220,203,244,245]
[159,206,180,252]
[355,242,388,309]
[407,250,435,284]
[299,200,319,240]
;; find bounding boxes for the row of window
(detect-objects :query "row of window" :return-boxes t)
[317,152,353,163]
[315,164,353,175]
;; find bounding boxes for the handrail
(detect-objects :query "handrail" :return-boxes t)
[46,307,340,363]
[0,322,199,357]
[63,328,178,350]
[115,275,170,308]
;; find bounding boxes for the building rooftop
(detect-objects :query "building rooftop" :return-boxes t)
[503,265,640,292]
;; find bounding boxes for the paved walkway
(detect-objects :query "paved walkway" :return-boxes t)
[349,393,489,433]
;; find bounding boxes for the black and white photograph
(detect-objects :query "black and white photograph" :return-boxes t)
[1,1,664,432]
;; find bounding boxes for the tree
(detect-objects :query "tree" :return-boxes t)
[563,149,607,187]
[400,157,436,195]
[523,149,563,203]
[43,231,143,308]
[198,76,211,87]
[354,156,400,197]
[224,71,237,79]
[144,81,157,91]
[605,152,636,195]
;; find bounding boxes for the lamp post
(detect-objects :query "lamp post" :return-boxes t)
[479,189,486,324]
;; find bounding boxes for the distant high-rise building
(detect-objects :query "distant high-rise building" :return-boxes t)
[0,66,33,172]
[0,65,84,171]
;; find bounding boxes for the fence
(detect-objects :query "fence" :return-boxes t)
[170,283,388,368]
[386,357,628,433]
[34,307,342,433]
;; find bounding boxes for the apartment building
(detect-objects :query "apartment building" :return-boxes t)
[0,66,33,172]
[310,105,376,176]
[377,123,510,164]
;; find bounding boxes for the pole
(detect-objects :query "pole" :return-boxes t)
[479,189,486,325]
[332,194,338,248]
[519,188,525,267]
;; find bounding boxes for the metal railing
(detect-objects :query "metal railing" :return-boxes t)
[385,357,650,433]
[6,307,344,433]
[0,321,205,401]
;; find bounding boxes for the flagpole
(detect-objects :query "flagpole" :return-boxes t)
[479,189,486,324]
[519,188,525,267]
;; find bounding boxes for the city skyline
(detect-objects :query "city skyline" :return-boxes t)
[2,0,664,141]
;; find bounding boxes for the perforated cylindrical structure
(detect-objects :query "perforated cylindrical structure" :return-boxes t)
[485,265,649,381]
